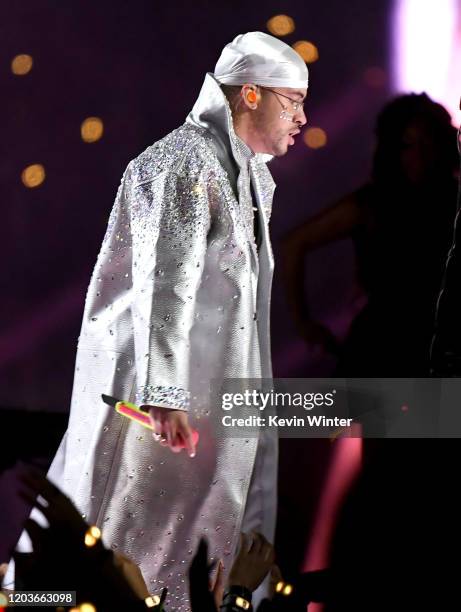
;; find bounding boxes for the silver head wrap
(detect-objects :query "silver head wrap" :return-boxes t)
[214,31,309,90]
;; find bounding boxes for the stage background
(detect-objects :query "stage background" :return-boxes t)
[2,0,406,582]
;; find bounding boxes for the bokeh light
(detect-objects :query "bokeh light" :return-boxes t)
[84,525,101,547]
[292,41,319,63]
[79,605,96,612]
[81,117,104,143]
[303,127,327,149]
[11,54,33,75]
[21,164,46,188]
[266,15,295,37]
[145,595,161,608]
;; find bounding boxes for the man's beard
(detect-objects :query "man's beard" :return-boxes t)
[272,131,290,157]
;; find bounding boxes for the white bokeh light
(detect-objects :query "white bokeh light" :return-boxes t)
[393,0,461,125]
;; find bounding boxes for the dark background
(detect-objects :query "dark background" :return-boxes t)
[2,0,392,411]
[2,0,394,576]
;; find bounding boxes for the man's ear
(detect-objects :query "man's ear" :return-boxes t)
[241,84,261,109]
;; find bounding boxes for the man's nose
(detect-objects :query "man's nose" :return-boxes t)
[297,108,307,127]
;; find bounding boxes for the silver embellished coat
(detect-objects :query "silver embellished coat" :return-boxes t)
[43,74,276,608]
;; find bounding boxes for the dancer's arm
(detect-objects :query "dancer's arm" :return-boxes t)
[281,192,361,350]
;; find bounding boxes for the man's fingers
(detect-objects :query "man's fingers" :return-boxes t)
[263,543,276,564]
[259,537,275,565]
[167,421,182,452]
[148,408,163,435]
[240,532,251,554]
[170,441,183,453]
[18,471,59,503]
[148,416,159,436]
[155,419,164,435]
[249,531,263,554]
[214,559,225,588]
[147,409,197,456]
[165,422,173,446]
[181,425,196,458]
[212,559,225,607]
[23,518,46,550]
[270,564,283,584]
[154,422,170,447]
[18,489,51,519]
[248,532,272,558]
[169,419,177,441]
[152,423,164,439]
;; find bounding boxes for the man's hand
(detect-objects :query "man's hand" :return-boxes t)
[211,559,225,608]
[268,564,283,600]
[113,552,150,599]
[19,469,89,541]
[227,532,275,592]
[146,406,196,457]
[188,538,218,612]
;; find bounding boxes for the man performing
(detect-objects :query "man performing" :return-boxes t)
[11,32,308,609]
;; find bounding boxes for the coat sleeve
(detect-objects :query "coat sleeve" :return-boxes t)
[128,153,212,410]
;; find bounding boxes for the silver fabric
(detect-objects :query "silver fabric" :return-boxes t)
[11,73,278,610]
[214,31,309,89]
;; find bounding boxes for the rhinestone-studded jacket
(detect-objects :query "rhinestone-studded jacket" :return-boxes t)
[20,73,278,610]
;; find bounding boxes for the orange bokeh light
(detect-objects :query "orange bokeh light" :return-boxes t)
[266,15,295,37]
[21,164,46,188]
[11,54,33,75]
[303,127,327,149]
[293,41,319,63]
[81,117,104,143]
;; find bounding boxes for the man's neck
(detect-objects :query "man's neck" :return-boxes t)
[233,129,254,164]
